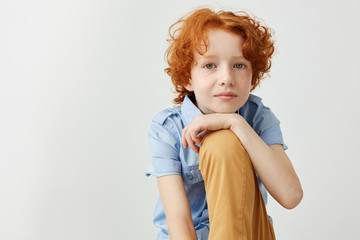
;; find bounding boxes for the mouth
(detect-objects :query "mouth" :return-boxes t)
[214,92,237,100]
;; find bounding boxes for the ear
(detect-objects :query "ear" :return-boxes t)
[184,79,194,91]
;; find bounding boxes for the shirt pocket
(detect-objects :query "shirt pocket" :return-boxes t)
[182,165,203,184]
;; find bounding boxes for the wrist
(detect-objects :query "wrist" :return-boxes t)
[228,113,250,142]
[228,113,244,130]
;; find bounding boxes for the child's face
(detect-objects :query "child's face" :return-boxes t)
[186,28,253,114]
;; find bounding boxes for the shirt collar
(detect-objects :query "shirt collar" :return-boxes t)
[180,95,203,126]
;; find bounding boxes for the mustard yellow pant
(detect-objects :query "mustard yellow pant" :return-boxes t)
[199,130,276,240]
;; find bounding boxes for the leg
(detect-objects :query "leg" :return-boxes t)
[199,130,275,240]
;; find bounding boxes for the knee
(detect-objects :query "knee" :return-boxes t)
[199,130,251,168]
[200,129,246,156]
[201,129,242,153]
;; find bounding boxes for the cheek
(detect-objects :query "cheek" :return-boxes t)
[245,71,253,85]
[237,72,252,87]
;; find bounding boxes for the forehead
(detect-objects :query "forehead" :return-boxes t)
[194,28,245,58]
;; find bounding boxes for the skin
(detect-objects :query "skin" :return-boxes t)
[185,28,253,114]
[157,28,303,240]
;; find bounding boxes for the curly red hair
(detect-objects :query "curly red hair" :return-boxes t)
[165,8,275,104]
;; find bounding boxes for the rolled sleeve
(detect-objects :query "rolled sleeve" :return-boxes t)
[260,124,288,150]
[251,97,288,151]
[146,121,181,177]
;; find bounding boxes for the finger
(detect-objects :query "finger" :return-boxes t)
[197,130,212,142]
[192,144,199,153]
[190,128,201,145]
[186,131,199,153]
[197,130,207,139]
[188,138,199,153]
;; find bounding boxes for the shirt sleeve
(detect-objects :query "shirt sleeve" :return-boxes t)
[146,120,182,177]
[252,99,288,150]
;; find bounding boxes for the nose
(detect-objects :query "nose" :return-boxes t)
[218,67,235,86]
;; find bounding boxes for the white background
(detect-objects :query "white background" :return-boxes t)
[1,0,359,239]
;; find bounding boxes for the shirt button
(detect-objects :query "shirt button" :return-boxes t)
[186,173,193,180]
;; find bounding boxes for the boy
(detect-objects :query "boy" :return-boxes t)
[146,8,303,240]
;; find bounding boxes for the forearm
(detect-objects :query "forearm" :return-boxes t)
[168,218,197,240]
[157,175,197,240]
[229,114,303,209]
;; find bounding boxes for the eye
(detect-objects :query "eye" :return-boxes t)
[204,63,216,69]
[234,63,245,69]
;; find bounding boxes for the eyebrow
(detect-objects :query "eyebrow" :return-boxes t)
[199,54,246,59]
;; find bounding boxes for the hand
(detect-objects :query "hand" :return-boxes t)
[181,113,236,153]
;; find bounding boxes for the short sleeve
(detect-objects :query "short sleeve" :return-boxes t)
[146,120,182,177]
[252,98,288,150]
[260,124,288,150]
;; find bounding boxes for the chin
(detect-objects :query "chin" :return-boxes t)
[217,104,243,113]
[213,107,239,114]
[199,103,241,114]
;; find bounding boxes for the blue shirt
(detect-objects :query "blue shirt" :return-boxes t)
[146,94,287,240]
